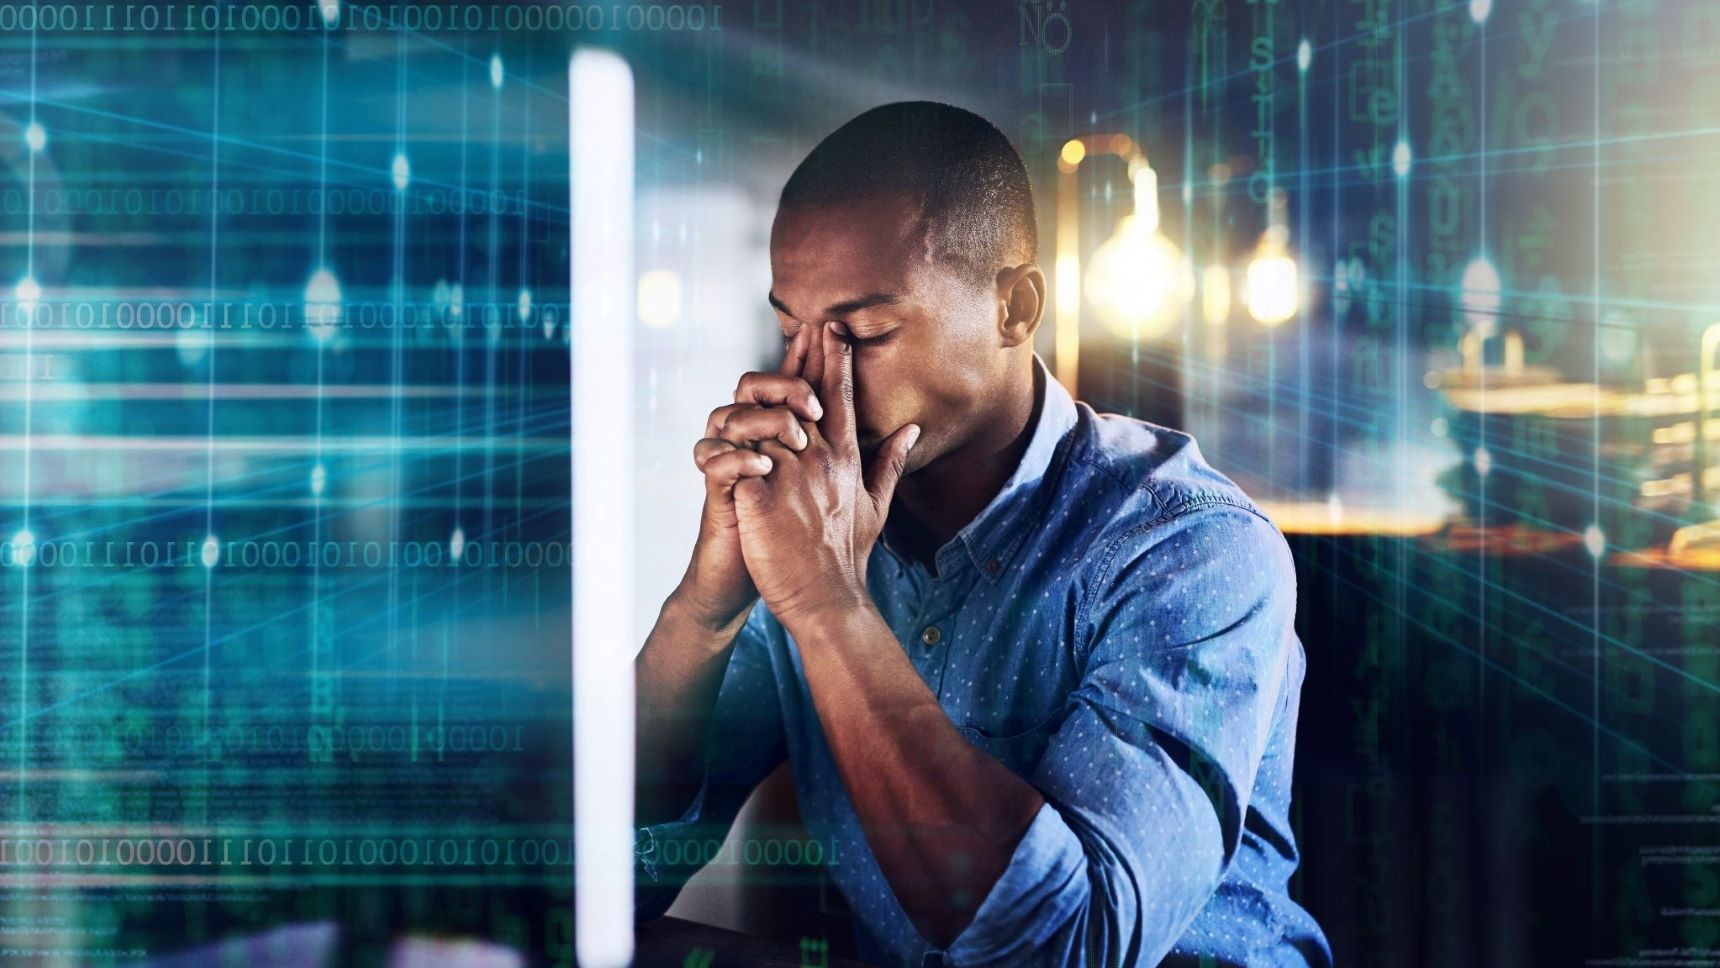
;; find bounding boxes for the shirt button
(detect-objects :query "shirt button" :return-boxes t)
[985,559,1002,575]
[920,625,942,646]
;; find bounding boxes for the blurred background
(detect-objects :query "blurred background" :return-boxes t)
[1,0,1718,964]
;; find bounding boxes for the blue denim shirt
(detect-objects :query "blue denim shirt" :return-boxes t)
[638,353,1331,967]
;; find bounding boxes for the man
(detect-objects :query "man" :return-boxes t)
[633,101,1331,966]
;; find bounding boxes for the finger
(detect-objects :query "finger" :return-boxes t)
[694,436,738,472]
[777,323,811,377]
[706,403,750,442]
[702,448,773,494]
[732,474,769,510]
[864,422,921,508]
[710,408,809,452]
[732,373,824,423]
[756,437,797,463]
[706,402,810,446]
[819,320,857,452]
[803,317,827,394]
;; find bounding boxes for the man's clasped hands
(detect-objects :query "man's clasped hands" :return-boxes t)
[681,321,921,635]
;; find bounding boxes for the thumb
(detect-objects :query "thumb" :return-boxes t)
[864,422,921,508]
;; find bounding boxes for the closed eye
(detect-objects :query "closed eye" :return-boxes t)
[781,329,896,348]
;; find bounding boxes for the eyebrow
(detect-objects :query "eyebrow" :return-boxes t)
[767,290,899,320]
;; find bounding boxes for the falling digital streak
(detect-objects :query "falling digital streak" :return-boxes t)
[514,46,537,621]
[15,0,41,830]
[453,44,473,580]
[197,8,223,831]
[1590,0,1604,855]
[483,43,505,604]
[389,15,416,765]
[1297,32,1311,540]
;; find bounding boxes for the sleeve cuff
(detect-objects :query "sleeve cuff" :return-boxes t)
[632,786,713,922]
[942,800,1088,966]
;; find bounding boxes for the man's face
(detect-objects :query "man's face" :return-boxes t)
[768,192,1003,471]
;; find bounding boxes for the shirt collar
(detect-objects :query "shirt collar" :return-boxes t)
[886,352,1079,582]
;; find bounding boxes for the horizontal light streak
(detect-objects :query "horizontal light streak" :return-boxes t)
[0,383,475,401]
[0,434,567,452]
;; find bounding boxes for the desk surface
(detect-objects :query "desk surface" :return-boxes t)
[635,917,873,968]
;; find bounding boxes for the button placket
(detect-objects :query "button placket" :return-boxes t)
[910,578,964,698]
[912,588,950,652]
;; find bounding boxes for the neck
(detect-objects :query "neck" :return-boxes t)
[886,355,1042,571]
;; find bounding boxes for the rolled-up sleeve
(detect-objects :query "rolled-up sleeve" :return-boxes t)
[634,600,787,921]
[944,503,1298,967]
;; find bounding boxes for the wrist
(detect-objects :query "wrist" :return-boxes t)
[664,584,754,637]
[774,589,876,640]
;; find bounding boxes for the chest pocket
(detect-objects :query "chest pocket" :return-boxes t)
[956,705,1070,778]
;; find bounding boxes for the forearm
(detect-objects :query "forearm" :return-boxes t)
[634,588,753,826]
[786,603,1046,947]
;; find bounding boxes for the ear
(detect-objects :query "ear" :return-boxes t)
[994,263,1046,349]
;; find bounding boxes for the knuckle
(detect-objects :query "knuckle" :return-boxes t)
[716,409,760,440]
[707,404,739,432]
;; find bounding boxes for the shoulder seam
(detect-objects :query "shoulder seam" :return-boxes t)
[1074,497,1283,658]
[1150,492,1277,529]
[1094,497,1276,587]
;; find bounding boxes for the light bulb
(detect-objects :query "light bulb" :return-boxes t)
[1459,256,1502,337]
[1245,229,1298,326]
[1084,215,1192,341]
[1246,190,1300,326]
